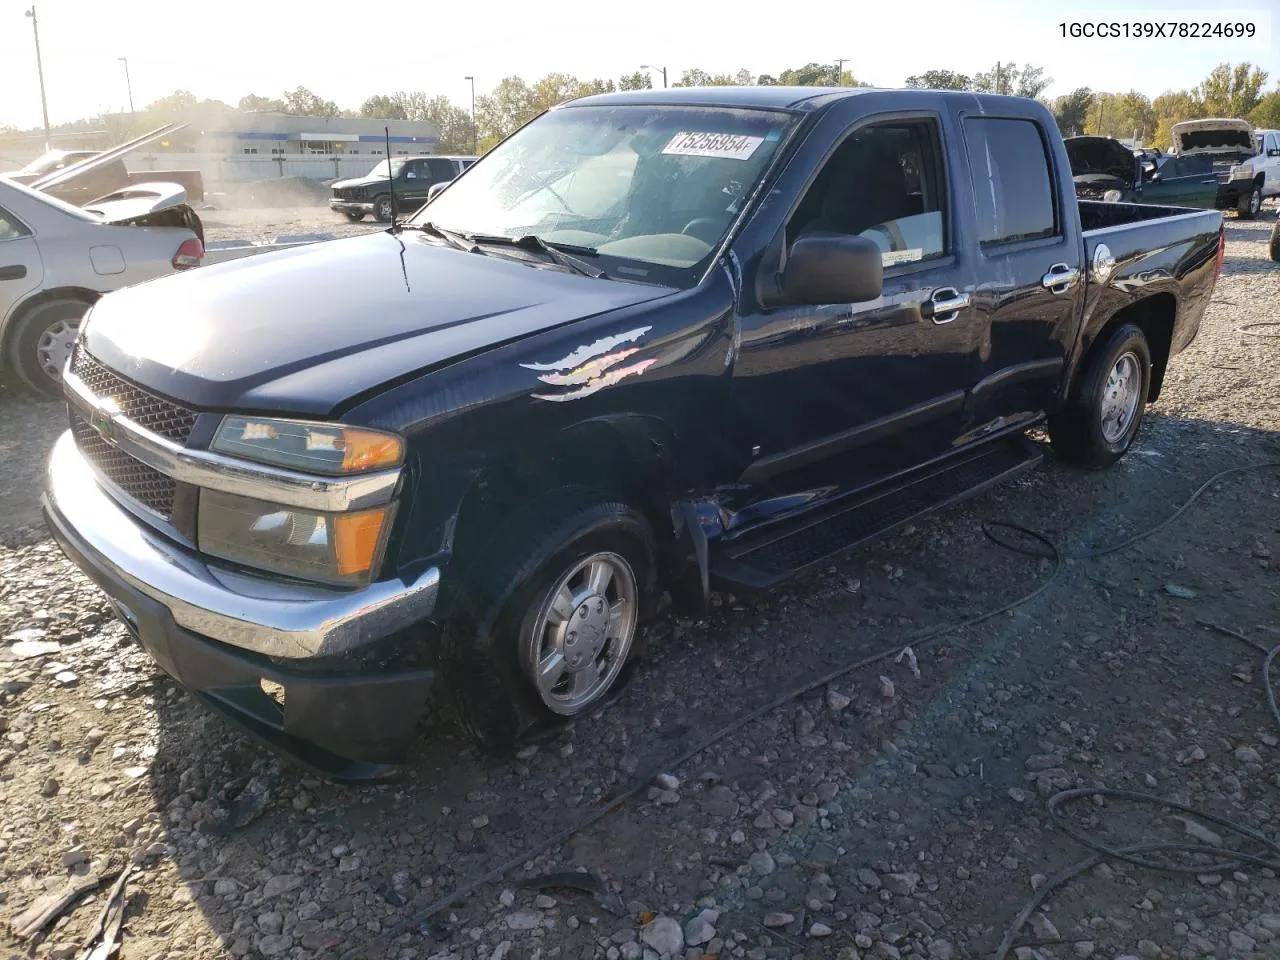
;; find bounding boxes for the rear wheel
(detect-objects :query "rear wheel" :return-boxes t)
[345,210,366,222]
[440,490,656,751]
[1048,322,1151,469]
[6,297,93,399]
[374,195,394,222]
[1237,183,1262,219]
[1270,218,1280,262]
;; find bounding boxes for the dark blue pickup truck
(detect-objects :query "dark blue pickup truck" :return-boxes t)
[43,87,1225,779]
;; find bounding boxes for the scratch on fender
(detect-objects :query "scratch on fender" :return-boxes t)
[532,358,658,402]
[520,327,653,372]
[534,348,640,387]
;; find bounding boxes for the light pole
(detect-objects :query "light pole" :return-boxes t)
[24,6,52,150]
[641,64,667,89]
[119,57,135,136]
[834,59,849,85]
[464,75,476,154]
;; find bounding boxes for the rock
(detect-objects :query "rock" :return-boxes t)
[535,894,556,910]
[1229,931,1256,952]
[263,875,301,899]
[1028,913,1059,941]
[1008,788,1029,803]
[1136,940,1161,958]
[1188,746,1207,761]
[928,940,954,960]
[748,851,777,876]
[1179,818,1224,847]
[506,909,541,931]
[500,889,516,907]
[827,688,852,712]
[702,786,739,818]
[641,916,684,955]
[40,778,59,797]
[258,934,293,956]
[856,868,881,888]
[47,946,76,960]
[61,848,88,868]
[54,670,77,686]
[881,872,919,896]
[772,808,795,828]
[620,944,643,960]
[1024,755,1056,771]
[655,773,681,791]
[257,911,283,934]
[809,923,834,938]
[214,878,238,896]
[763,912,794,928]
[472,814,490,829]
[654,789,680,806]
[879,676,896,698]
[922,763,954,779]
[338,856,360,873]
[1072,942,1095,957]
[89,783,114,799]
[1235,746,1263,764]
[490,943,513,960]
[1030,874,1047,890]
[1163,584,1196,599]
[685,912,716,946]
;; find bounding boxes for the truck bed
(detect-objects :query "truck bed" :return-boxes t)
[1077,198,1218,230]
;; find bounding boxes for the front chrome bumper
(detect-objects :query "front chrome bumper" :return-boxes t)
[329,199,374,214]
[43,430,440,660]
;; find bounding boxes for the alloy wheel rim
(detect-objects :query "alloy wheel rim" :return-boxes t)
[524,551,638,716]
[36,318,80,381]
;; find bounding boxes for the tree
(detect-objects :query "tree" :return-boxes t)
[756,74,778,86]
[238,94,285,113]
[1151,90,1204,149]
[618,71,652,91]
[416,95,475,154]
[904,70,973,91]
[361,95,407,120]
[1249,91,1280,130]
[1195,62,1268,117]
[282,86,341,118]
[673,68,737,87]
[972,62,1052,99]
[735,68,754,86]
[778,62,839,86]
[475,76,538,147]
[1052,87,1094,137]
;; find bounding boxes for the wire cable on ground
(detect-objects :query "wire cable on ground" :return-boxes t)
[342,459,1280,960]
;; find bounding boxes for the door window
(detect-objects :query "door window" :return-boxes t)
[962,118,1058,246]
[787,118,948,269]
[427,158,458,181]
[402,160,427,180]
[0,206,31,241]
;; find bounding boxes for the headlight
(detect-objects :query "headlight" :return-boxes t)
[211,416,403,475]
[1103,189,1123,203]
[1229,165,1253,181]
[198,489,394,586]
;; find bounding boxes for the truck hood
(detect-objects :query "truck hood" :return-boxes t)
[81,231,675,415]
[331,174,388,191]
[1065,136,1137,188]
[1172,118,1255,157]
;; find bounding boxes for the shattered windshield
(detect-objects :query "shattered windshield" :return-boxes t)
[410,103,798,286]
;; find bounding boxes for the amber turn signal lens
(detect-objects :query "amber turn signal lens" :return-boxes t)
[340,429,404,474]
[333,508,390,576]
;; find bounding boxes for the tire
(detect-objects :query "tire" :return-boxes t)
[1048,322,1152,470]
[1270,219,1280,263]
[1237,183,1262,219]
[5,297,93,399]
[440,489,657,751]
[373,195,393,222]
[345,210,366,222]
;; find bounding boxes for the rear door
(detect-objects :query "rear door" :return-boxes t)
[1264,133,1280,197]
[0,205,43,323]
[427,158,460,184]
[955,113,1084,430]
[1146,155,1218,208]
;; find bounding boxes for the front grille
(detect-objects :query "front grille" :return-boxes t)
[70,347,198,444]
[72,415,176,519]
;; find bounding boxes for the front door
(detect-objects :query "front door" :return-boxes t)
[0,206,43,321]
[954,113,1085,430]
[732,106,978,491]
[1145,154,1219,209]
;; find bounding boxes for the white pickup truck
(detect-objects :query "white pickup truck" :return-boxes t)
[1172,118,1280,219]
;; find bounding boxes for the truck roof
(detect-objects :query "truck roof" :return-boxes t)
[564,85,1032,113]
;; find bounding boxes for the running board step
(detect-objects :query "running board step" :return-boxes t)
[709,436,1043,591]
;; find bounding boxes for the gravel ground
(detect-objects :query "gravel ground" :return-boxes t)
[201,206,386,245]
[2,207,1279,960]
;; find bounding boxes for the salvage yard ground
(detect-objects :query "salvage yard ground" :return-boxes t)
[1,208,1279,960]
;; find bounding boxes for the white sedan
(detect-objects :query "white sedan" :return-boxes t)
[0,176,204,397]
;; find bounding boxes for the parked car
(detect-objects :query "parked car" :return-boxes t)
[1170,118,1280,218]
[7,124,206,207]
[1,177,204,397]
[1066,135,1217,208]
[43,87,1225,779]
[329,155,478,222]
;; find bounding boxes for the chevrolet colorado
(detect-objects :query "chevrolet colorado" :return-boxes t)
[43,88,1226,780]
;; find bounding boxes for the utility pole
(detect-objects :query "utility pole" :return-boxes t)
[994,61,1003,95]
[24,7,52,150]
[641,64,667,88]
[835,59,849,85]
[464,75,476,154]
[119,57,135,136]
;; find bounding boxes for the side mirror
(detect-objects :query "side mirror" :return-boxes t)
[1269,148,1280,157]
[781,234,883,306]
[427,182,449,202]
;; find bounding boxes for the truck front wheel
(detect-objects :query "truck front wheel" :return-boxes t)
[374,195,394,222]
[440,491,657,750]
[1049,322,1152,470]
[1237,182,1263,219]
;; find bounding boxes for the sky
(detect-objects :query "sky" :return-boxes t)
[0,0,1276,131]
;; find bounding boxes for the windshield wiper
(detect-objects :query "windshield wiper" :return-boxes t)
[411,221,482,254]
[470,234,607,279]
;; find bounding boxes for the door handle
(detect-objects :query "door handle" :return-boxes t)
[921,287,970,324]
[0,265,28,281]
[1042,263,1080,293]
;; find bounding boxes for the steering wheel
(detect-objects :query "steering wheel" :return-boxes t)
[681,218,720,244]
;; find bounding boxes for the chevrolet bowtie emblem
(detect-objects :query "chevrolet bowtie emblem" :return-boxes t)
[89,398,121,445]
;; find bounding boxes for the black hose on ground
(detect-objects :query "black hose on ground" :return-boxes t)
[342,458,1280,960]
